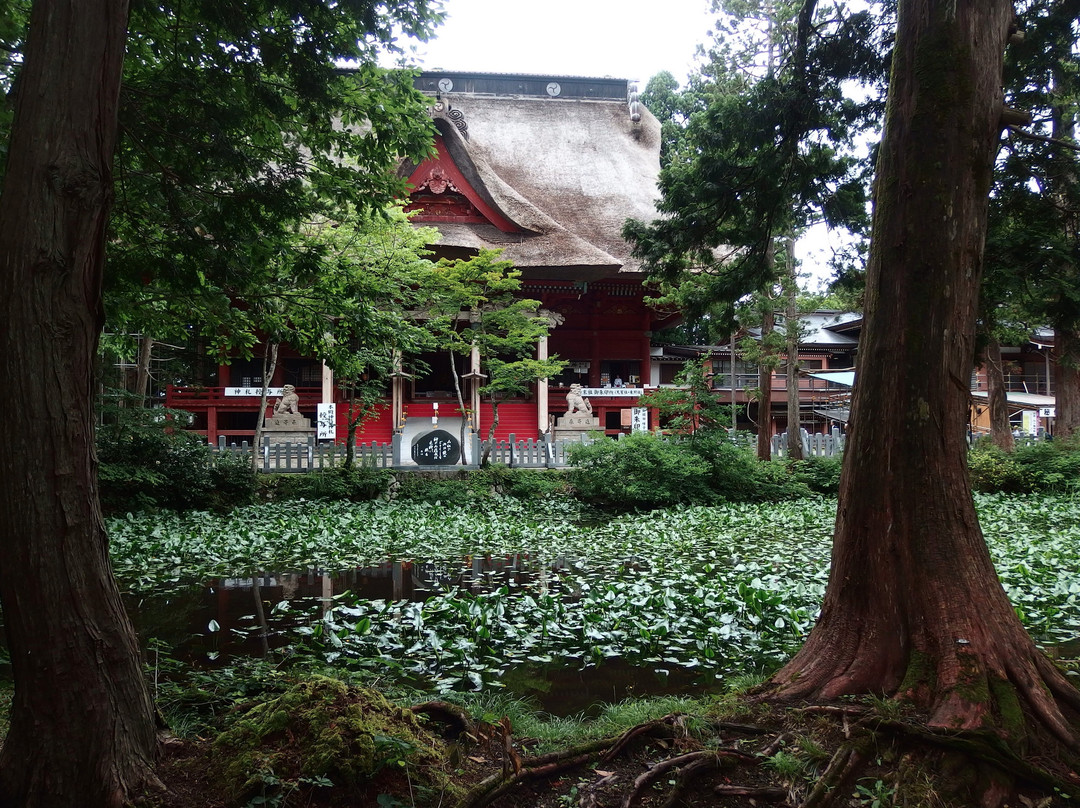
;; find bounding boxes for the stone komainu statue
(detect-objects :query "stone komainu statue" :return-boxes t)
[565,383,592,415]
[274,384,300,415]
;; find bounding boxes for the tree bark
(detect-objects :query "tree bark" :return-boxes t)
[0,0,160,805]
[252,341,280,470]
[1048,70,1080,442]
[765,0,1080,758]
[985,336,1016,450]
[135,334,154,407]
[784,242,804,460]
[756,308,775,461]
[1054,326,1080,441]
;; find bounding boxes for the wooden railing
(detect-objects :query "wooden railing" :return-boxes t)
[211,433,578,473]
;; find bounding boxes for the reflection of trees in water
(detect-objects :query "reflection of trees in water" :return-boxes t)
[128,554,587,665]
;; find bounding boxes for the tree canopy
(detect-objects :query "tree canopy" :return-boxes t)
[628,0,884,330]
[102,0,442,364]
[0,0,445,803]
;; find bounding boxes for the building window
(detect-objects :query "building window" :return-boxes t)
[710,359,756,389]
[283,358,322,387]
[230,358,265,388]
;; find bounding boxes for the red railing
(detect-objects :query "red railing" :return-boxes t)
[165,385,322,408]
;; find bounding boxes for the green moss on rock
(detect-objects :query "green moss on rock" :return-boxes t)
[211,675,457,805]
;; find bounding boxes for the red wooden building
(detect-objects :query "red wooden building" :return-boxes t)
[166,72,678,451]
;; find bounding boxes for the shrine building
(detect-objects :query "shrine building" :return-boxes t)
[167,71,679,447]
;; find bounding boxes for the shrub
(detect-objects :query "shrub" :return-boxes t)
[258,466,390,503]
[567,432,715,507]
[785,455,843,495]
[392,472,478,505]
[469,466,571,499]
[207,450,259,510]
[97,407,255,512]
[567,431,829,509]
[969,442,1080,494]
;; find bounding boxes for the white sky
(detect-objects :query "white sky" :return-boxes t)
[394,0,846,289]
[401,0,715,86]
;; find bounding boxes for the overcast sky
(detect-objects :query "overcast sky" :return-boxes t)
[401,0,716,86]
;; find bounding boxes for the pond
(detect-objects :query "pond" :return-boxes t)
[79,493,1080,714]
[123,556,732,716]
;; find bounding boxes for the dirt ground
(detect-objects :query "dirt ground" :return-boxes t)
[141,699,1080,808]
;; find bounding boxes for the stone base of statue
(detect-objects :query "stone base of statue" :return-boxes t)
[263,414,315,444]
[553,413,601,442]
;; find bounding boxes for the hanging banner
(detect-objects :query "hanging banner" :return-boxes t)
[317,403,336,440]
[225,387,284,397]
[579,387,643,397]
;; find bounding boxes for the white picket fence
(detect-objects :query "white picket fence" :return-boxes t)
[770,427,845,459]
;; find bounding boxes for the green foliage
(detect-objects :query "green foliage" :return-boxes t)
[257,466,391,503]
[636,362,732,435]
[113,494,1080,697]
[567,432,823,508]
[0,682,11,742]
[969,442,1080,494]
[984,1,1080,363]
[98,0,442,372]
[393,468,570,504]
[470,467,571,499]
[628,3,883,324]
[392,473,479,506]
[567,432,716,507]
[785,456,843,495]
[422,249,566,452]
[97,407,255,512]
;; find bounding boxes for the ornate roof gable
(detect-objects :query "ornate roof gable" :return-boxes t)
[403,137,520,233]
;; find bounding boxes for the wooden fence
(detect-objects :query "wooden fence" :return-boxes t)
[770,427,845,459]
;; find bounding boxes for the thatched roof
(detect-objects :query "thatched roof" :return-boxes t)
[404,72,662,281]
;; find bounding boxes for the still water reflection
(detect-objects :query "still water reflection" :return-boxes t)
[123,555,716,716]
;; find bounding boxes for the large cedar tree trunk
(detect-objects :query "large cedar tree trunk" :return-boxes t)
[986,336,1016,450]
[0,0,160,805]
[766,0,1080,752]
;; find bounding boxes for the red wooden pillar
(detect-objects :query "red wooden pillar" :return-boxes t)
[640,331,652,388]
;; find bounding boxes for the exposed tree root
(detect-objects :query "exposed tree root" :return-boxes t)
[872,718,1080,799]
[456,713,762,808]
[620,749,756,808]
[796,704,870,719]
[760,731,791,757]
[713,783,791,801]
[656,756,719,808]
[598,713,687,764]
[705,719,774,735]
[411,700,476,739]
[799,741,868,808]
[457,737,620,808]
